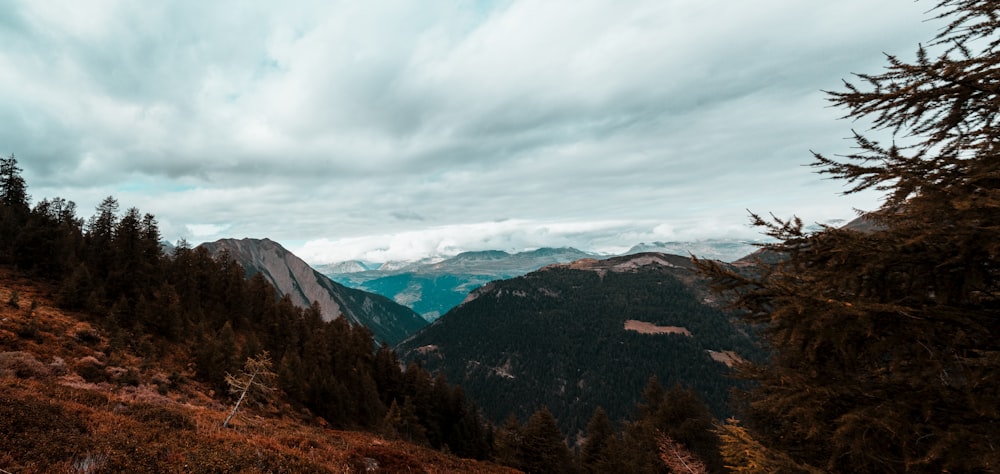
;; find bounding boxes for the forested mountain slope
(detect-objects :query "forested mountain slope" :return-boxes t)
[0,266,510,472]
[396,252,762,438]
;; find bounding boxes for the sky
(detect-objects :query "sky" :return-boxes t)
[1,1,941,263]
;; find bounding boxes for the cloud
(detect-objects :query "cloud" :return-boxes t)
[1,0,939,262]
[185,223,231,238]
[391,210,426,222]
[292,217,769,264]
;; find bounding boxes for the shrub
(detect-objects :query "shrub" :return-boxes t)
[346,445,427,474]
[128,403,196,430]
[0,394,92,469]
[75,356,107,383]
[0,351,50,378]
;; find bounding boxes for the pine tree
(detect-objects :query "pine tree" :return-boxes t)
[698,1,1000,471]
[494,414,525,470]
[714,418,822,474]
[623,378,722,473]
[581,406,615,471]
[0,154,29,210]
[519,407,575,474]
[0,154,29,262]
[383,397,427,444]
[581,406,633,473]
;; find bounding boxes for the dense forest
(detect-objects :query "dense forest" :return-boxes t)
[397,258,762,442]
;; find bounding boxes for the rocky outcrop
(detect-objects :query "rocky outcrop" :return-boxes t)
[201,238,427,344]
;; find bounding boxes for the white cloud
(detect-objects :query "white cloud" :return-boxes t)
[3,0,940,263]
[292,217,769,264]
[185,223,231,238]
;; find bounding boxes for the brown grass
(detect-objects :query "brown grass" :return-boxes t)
[0,266,518,473]
[623,319,692,336]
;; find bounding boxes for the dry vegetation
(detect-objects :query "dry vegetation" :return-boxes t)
[622,319,691,336]
[0,267,517,473]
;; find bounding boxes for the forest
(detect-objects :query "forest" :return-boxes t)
[397,262,763,441]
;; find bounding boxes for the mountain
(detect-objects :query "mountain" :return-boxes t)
[623,239,761,262]
[327,247,597,321]
[395,252,762,438]
[200,238,427,344]
[313,259,374,274]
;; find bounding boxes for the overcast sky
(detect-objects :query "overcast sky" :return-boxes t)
[2,1,940,263]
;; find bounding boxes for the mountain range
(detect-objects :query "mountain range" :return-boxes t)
[198,237,763,441]
[199,238,427,345]
[395,252,762,438]
[322,241,761,321]
[326,247,598,321]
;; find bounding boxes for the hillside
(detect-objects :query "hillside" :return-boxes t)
[396,252,762,438]
[327,248,597,321]
[200,238,428,345]
[0,266,514,473]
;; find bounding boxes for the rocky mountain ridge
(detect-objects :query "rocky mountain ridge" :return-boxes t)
[200,238,427,344]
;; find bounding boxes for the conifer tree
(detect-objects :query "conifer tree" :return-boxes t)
[699,1,1000,471]
[0,154,29,262]
[580,406,615,471]
[518,407,575,474]
[223,351,277,428]
[383,397,427,444]
[494,414,525,469]
[0,154,29,211]
[713,418,821,474]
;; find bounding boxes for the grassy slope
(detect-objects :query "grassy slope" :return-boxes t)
[0,267,515,473]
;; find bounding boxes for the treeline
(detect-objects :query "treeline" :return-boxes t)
[494,377,726,473]
[0,155,491,459]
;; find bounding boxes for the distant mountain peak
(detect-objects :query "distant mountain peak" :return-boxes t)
[453,250,511,259]
[542,252,695,273]
[200,238,427,344]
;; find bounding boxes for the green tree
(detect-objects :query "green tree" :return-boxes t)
[699,1,1000,471]
[494,414,525,469]
[0,154,29,210]
[0,154,29,262]
[580,406,620,473]
[383,397,427,444]
[519,407,575,474]
[714,418,821,474]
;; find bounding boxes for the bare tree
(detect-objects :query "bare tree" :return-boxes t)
[222,351,276,428]
[657,433,708,474]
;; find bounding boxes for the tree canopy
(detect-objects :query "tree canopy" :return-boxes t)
[699,1,1000,472]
